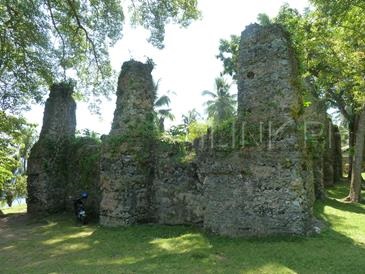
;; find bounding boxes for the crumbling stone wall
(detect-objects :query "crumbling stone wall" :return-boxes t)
[27,83,76,214]
[303,100,329,199]
[198,24,315,236]
[98,26,321,236]
[100,60,156,226]
[30,24,345,237]
[27,83,101,217]
[152,141,203,225]
[66,138,101,217]
[323,118,336,187]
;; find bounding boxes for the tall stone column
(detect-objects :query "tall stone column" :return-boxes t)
[202,24,315,236]
[303,100,327,200]
[27,82,76,214]
[100,60,155,226]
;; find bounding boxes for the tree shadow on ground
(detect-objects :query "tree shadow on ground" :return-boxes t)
[1,186,365,273]
[318,198,365,215]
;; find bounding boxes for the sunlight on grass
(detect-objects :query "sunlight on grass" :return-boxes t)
[78,256,144,267]
[59,243,91,252]
[150,233,212,253]
[2,204,27,214]
[39,221,58,230]
[244,263,296,274]
[317,184,365,245]
[1,245,15,251]
[43,230,94,245]
[2,184,365,273]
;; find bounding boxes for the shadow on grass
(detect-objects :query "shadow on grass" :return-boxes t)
[1,185,365,273]
[318,198,365,215]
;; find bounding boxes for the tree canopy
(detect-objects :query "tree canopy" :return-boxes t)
[0,0,200,113]
[0,112,36,204]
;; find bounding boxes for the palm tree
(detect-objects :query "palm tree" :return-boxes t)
[202,77,236,123]
[182,109,200,128]
[154,94,175,132]
[182,109,201,135]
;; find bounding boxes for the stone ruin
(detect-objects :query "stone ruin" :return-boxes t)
[27,83,100,217]
[100,61,155,225]
[27,83,76,214]
[27,24,343,236]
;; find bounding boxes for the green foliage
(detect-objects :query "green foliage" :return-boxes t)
[166,124,187,142]
[310,0,365,21]
[106,114,159,164]
[182,108,200,128]
[71,136,100,188]
[0,112,37,202]
[186,121,208,142]
[216,35,240,79]
[209,117,240,153]
[0,0,200,113]
[130,0,201,49]
[257,13,272,26]
[0,0,123,112]
[158,135,196,164]
[202,77,236,125]
[154,92,175,132]
[76,129,101,142]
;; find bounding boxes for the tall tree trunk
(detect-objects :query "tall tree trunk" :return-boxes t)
[347,107,365,202]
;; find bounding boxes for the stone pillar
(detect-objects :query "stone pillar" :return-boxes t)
[202,24,315,236]
[27,82,76,214]
[303,100,328,200]
[323,119,335,187]
[100,60,155,226]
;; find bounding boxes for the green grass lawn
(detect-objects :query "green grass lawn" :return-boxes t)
[1,204,27,214]
[1,184,365,274]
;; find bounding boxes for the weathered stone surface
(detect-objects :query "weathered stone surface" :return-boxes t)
[66,138,101,217]
[27,82,76,214]
[100,60,155,226]
[110,60,155,136]
[302,97,343,194]
[152,142,204,225]
[323,118,335,187]
[237,24,299,128]
[303,100,328,200]
[199,24,315,236]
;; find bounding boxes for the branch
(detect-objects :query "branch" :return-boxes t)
[45,0,66,79]
[66,0,102,75]
[327,89,351,121]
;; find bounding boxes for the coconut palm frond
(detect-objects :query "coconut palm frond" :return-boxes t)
[155,95,171,107]
[202,90,217,97]
[153,79,161,92]
[158,109,175,121]
[202,77,236,123]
